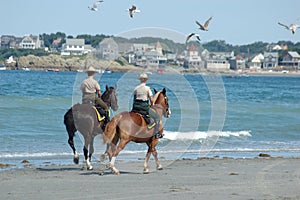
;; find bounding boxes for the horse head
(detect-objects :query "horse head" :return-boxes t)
[153,88,171,118]
[101,85,118,111]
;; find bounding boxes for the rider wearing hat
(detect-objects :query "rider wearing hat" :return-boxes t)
[80,66,110,128]
[132,73,162,138]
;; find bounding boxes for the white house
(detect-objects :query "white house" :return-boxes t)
[203,50,233,71]
[19,35,42,49]
[61,39,89,56]
[249,53,264,70]
[184,44,204,69]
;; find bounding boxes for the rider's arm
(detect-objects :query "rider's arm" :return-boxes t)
[97,90,101,98]
[149,95,154,106]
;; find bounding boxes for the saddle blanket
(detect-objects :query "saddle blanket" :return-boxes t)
[92,106,107,122]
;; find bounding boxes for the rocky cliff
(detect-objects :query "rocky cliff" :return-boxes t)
[7,54,141,72]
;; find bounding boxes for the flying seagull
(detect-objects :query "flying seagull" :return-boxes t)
[88,0,103,12]
[186,33,201,44]
[128,5,140,18]
[196,17,212,31]
[278,22,300,34]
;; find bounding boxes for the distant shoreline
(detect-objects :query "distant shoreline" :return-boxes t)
[2,67,300,77]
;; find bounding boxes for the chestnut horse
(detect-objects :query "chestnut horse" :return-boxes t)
[64,85,118,170]
[103,88,171,174]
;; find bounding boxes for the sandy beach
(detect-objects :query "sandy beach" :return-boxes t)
[1,157,300,200]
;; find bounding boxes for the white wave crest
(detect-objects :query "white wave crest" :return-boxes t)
[163,130,252,141]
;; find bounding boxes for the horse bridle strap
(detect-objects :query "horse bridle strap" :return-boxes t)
[152,104,168,115]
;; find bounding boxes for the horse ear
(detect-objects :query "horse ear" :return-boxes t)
[153,88,158,94]
[106,85,109,91]
[162,88,166,94]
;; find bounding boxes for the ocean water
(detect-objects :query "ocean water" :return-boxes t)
[0,70,299,169]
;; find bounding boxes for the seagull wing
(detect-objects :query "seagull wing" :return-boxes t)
[129,9,133,18]
[278,22,289,29]
[131,5,137,11]
[204,17,212,28]
[196,35,201,42]
[186,33,195,44]
[195,20,205,30]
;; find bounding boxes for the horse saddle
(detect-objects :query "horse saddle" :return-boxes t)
[131,110,156,129]
[82,101,108,122]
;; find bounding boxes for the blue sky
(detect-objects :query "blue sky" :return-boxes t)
[1,0,299,45]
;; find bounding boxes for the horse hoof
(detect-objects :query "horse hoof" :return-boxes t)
[87,166,93,170]
[157,166,163,170]
[143,168,150,174]
[111,167,120,175]
[112,170,120,175]
[99,171,104,176]
[73,157,79,165]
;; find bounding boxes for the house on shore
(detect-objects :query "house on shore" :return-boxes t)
[248,53,264,71]
[61,38,92,56]
[280,51,300,70]
[230,54,246,70]
[97,37,119,60]
[263,52,278,69]
[0,35,21,48]
[202,50,234,71]
[184,44,205,70]
[1,35,42,49]
[19,35,43,49]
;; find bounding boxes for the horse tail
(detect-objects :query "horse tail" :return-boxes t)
[64,107,73,126]
[64,104,79,136]
[103,114,122,144]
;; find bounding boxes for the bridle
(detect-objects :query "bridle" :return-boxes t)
[153,92,170,118]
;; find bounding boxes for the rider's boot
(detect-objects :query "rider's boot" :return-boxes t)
[154,120,163,139]
[102,110,110,130]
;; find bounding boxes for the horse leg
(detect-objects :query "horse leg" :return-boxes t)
[143,148,152,174]
[83,137,93,170]
[88,137,95,162]
[68,133,79,164]
[64,108,79,164]
[151,147,163,170]
[144,142,162,173]
[100,144,110,162]
[110,139,128,175]
[104,134,119,161]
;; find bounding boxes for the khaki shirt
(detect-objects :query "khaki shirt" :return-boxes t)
[80,76,100,98]
[134,83,152,101]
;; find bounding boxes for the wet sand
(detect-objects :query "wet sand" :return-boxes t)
[1,157,300,200]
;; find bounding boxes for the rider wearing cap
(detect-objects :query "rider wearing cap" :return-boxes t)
[80,66,110,128]
[132,73,162,138]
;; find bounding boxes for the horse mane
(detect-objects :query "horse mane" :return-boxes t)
[152,90,162,104]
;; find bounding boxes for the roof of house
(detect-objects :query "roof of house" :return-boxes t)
[188,44,198,52]
[99,37,118,46]
[288,51,300,58]
[264,52,278,57]
[66,38,85,46]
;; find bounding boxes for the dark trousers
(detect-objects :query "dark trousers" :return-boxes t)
[82,93,108,110]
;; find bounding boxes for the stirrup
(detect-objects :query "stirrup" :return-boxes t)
[154,133,164,139]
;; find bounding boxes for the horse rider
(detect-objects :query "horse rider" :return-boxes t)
[80,66,110,128]
[132,73,162,138]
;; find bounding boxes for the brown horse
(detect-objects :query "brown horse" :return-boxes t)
[103,88,171,174]
[64,85,118,170]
